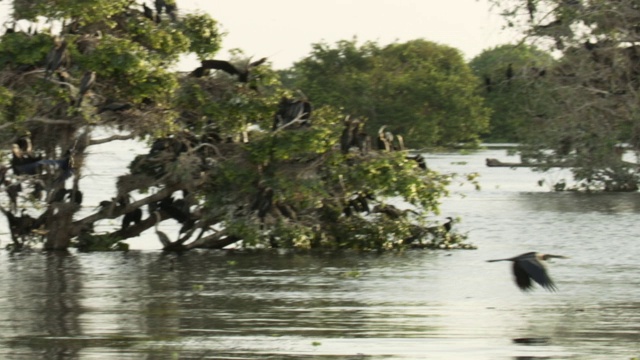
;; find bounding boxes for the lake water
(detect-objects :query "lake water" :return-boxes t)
[0,141,639,359]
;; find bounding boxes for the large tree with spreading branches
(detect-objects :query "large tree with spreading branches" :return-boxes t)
[0,1,471,251]
[491,0,640,191]
[285,38,491,149]
[469,44,556,143]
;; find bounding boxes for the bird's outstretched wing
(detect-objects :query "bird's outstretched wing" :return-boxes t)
[249,57,267,67]
[516,258,557,291]
[200,60,241,76]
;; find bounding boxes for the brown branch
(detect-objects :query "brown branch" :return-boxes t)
[186,230,242,250]
[27,117,75,125]
[106,210,170,240]
[89,134,136,145]
[190,142,225,158]
[71,184,182,237]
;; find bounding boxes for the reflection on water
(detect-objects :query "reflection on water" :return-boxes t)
[0,148,638,359]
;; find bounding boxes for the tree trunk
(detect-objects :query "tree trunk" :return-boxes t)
[44,204,78,250]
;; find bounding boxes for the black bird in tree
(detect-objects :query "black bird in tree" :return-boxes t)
[272,95,312,130]
[5,182,22,212]
[116,195,143,231]
[76,71,96,107]
[98,102,133,114]
[426,216,453,234]
[527,0,536,21]
[194,57,268,83]
[15,131,32,156]
[49,187,83,205]
[122,208,143,230]
[154,0,166,14]
[340,117,357,154]
[44,38,69,80]
[487,252,568,291]
[406,154,427,170]
[142,3,154,21]
[484,75,492,93]
[506,63,514,81]
[0,206,36,249]
[257,188,274,221]
[377,126,395,151]
[443,216,453,233]
[164,0,178,21]
[339,117,370,154]
[251,183,274,222]
[48,187,67,203]
[11,132,42,176]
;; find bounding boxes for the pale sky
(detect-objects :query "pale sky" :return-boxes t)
[0,0,522,69]
[181,0,522,69]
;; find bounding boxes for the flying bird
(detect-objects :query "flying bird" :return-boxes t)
[194,57,267,83]
[487,252,568,291]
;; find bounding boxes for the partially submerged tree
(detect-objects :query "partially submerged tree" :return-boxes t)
[287,38,491,149]
[491,0,640,191]
[0,1,470,251]
[469,44,556,142]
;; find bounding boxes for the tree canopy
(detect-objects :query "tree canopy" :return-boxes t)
[0,1,471,251]
[469,44,555,142]
[287,38,491,148]
[491,0,640,191]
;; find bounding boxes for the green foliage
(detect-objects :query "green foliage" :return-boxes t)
[0,0,469,251]
[490,0,640,191]
[75,233,129,251]
[469,44,556,142]
[13,0,131,23]
[289,38,490,148]
[0,32,52,68]
[180,13,223,58]
[122,16,191,59]
[80,35,179,103]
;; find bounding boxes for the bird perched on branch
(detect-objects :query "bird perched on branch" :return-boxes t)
[11,132,42,176]
[44,38,69,80]
[272,96,312,130]
[487,252,568,291]
[377,126,395,151]
[142,3,154,21]
[506,63,514,81]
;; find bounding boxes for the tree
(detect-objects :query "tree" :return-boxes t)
[0,1,470,251]
[491,0,640,191]
[288,38,491,148]
[469,44,555,142]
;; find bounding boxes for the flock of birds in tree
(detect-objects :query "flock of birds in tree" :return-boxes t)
[142,0,179,23]
[1,2,571,293]
[0,131,78,248]
[340,118,427,169]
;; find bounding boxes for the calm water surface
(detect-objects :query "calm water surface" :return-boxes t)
[0,143,639,359]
